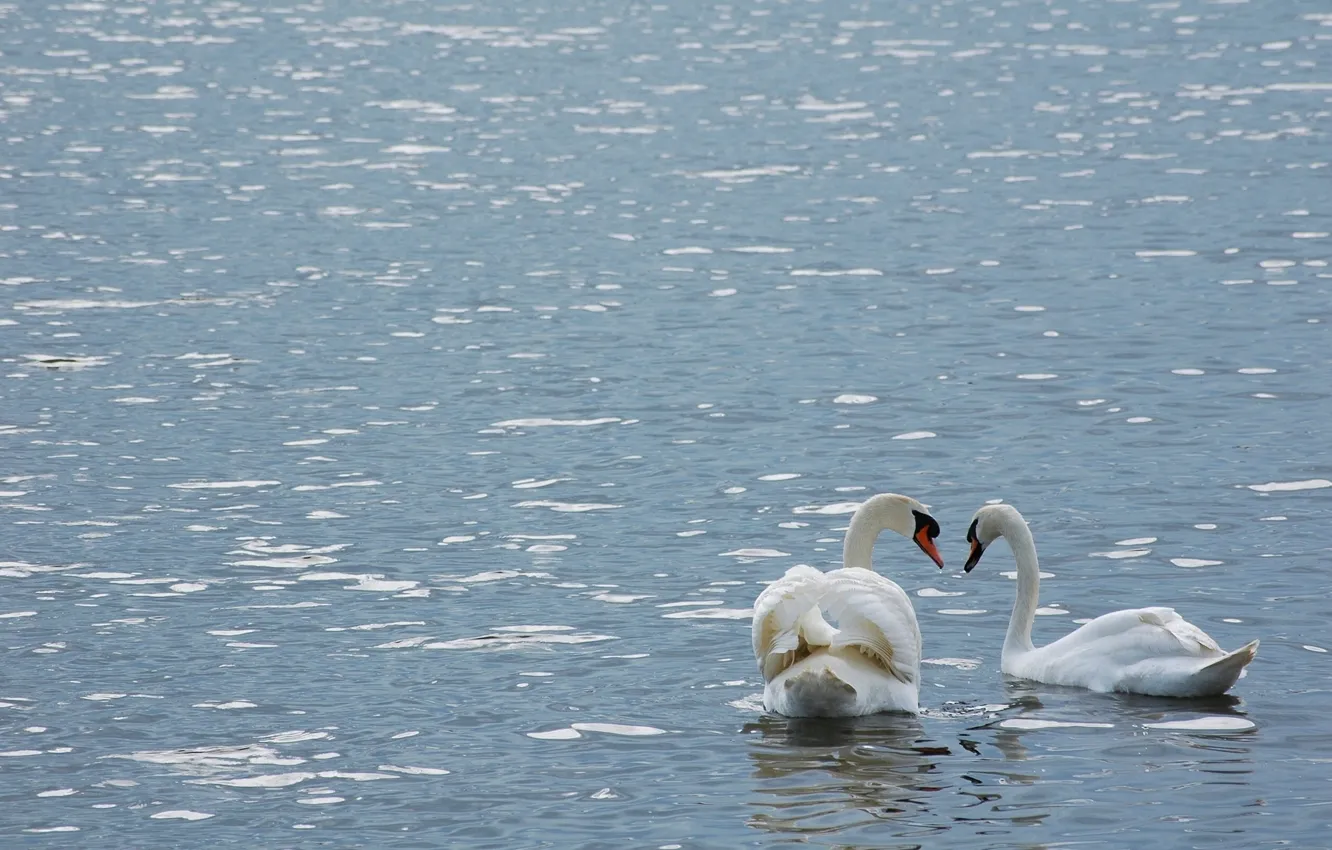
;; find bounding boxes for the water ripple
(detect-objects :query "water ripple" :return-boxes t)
[3,0,1329,844]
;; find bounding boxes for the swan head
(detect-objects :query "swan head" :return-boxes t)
[855,493,944,569]
[964,503,1025,573]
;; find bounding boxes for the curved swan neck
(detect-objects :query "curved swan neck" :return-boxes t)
[999,513,1040,656]
[842,494,921,572]
[843,509,885,571]
[843,499,908,571]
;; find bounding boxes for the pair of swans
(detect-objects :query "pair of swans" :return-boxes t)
[752,496,1259,717]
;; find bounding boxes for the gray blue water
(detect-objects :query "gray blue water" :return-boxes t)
[2,0,1330,846]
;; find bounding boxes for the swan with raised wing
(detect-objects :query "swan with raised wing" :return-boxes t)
[964,503,1258,697]
[751,494,944,717]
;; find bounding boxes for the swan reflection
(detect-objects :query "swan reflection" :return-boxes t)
[743,685,1259,843]
[992,677,1256,766]
[1002,676,1254,730]
[744,713,952,840]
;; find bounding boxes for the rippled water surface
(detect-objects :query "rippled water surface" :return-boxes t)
[2,0,1330,846]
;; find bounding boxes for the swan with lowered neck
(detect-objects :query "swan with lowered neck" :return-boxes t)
[964,503,1259,697]
[751,493,944,717]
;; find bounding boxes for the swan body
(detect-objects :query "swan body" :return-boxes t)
[752,494,944,717]
[964,503,1258,698]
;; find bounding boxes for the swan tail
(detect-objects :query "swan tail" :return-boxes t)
[774,664,858,718]
[1187,639,1259,696]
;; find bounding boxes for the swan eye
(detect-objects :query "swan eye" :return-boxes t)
[912,509,940,540]
[965,518,979,544]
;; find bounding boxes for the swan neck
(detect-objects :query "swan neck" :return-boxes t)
[1003,516,1039,656]
[843,509,886,572]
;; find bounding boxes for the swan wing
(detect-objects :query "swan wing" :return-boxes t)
[751,565,830,681]
[1045,606,1222,659]
[1019,606,1233,690]
[822,568,921,685]
[1138,607,1222,654]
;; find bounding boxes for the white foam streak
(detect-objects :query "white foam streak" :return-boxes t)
[169,480,281,489]
[1090,548,1151,559]
[1170,558,1223,568]
[515,500,622,512]
[571,722,666,736]
[892,431,937,440]
[792,502,860,515]
[493,417,621,428]
[203,772,316,788]
[661,607,752,620]
[1247,479,1331,492]
[378,764,451,775]
[1144,716,1255,731]
[999,718,1114,730]
[150,810,215,821]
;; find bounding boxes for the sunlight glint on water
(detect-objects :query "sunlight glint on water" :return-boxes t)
[0,0,1328,846]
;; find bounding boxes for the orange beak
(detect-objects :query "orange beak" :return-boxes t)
[914,527,945,570]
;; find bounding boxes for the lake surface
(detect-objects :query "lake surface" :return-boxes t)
[2,0,1329,846]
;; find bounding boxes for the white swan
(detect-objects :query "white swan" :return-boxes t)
[751,494,944,717]
[964,503,1259,697]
